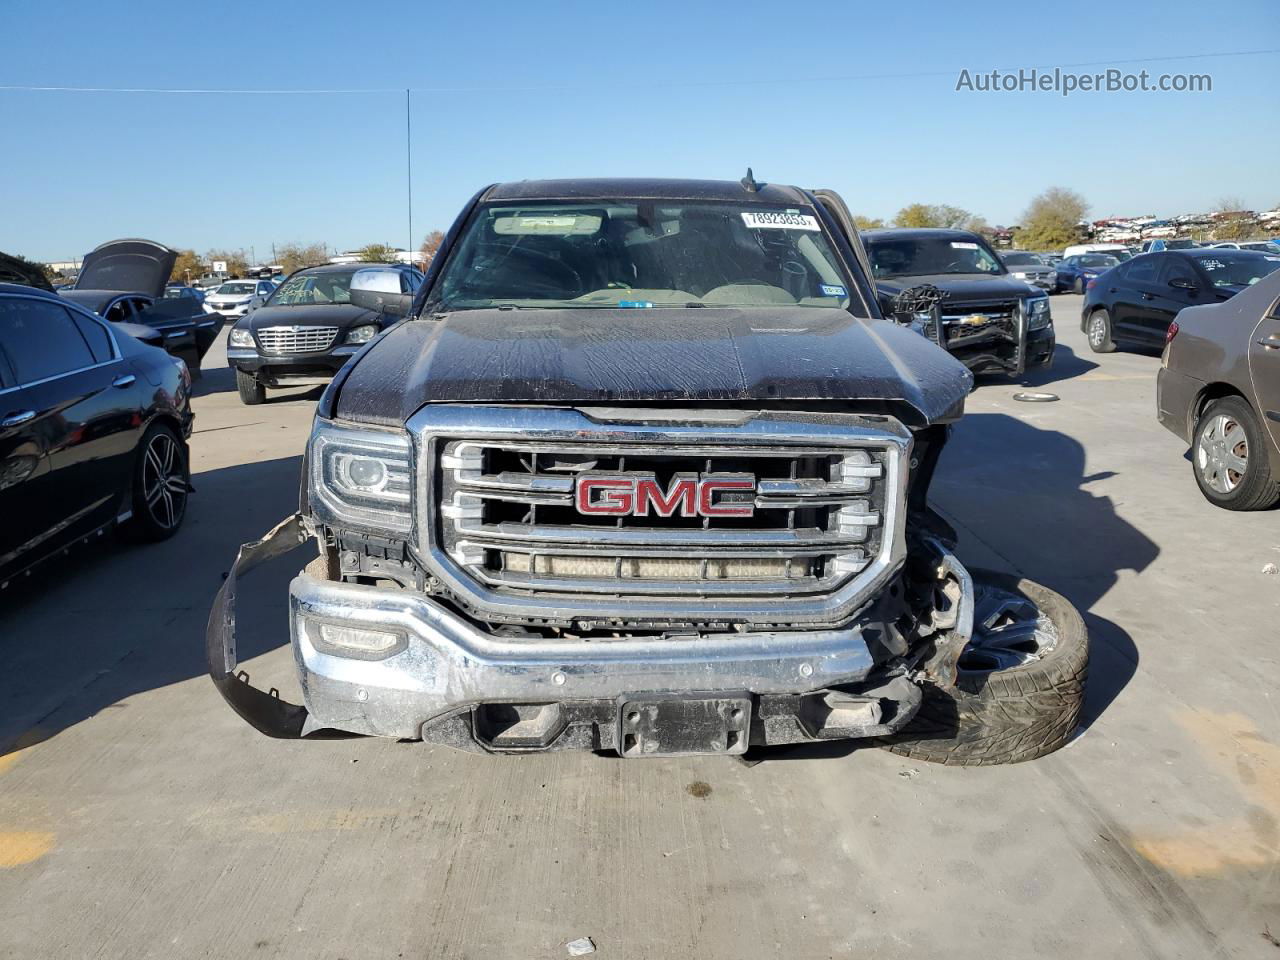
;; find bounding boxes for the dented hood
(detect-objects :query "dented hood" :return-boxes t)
[74,239,177,299]
[335,307,973,428]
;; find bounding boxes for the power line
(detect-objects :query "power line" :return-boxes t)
[1,48,1275,96]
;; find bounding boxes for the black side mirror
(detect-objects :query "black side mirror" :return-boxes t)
[349,268,412,317]
[1169,277,1197,292]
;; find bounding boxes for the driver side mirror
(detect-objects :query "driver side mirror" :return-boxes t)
[350,268,413,317]
[1169,276,1197,292]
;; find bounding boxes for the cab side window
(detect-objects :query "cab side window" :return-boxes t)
[0,298,97,384]
[1159,258,1199,288]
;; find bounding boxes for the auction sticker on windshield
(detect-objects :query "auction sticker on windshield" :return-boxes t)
[741,211,819,231]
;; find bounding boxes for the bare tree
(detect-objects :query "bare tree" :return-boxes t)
[276,242,328,274]
[419,230,444,265]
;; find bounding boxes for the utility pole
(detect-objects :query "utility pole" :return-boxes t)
[406,88,414,257]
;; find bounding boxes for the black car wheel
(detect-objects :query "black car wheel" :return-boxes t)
[236,368,266,405]
[122,423,190,541]
[880,572,1088,766]
[1086,309,1115,353]
[1192,397,1280,511]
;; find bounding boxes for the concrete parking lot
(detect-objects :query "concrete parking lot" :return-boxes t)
[1,295,1276,959]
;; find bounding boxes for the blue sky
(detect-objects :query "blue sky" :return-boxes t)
[2,0,1277,263]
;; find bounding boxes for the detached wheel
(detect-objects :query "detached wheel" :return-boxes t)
[881,572,1088,765]
[236,368,265,405]
[1086,309,1115,353]
[1193,397,1280,511]
[121,423,190,542]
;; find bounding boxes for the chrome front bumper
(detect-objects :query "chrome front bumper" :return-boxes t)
[208,516,974,753]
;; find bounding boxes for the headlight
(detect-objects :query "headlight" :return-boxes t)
[346,324,378,345]
[308,419,412,535]
[228,327,254,347]
[1027,297,1052,330]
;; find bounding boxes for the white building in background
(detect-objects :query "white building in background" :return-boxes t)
[46,259,81,274]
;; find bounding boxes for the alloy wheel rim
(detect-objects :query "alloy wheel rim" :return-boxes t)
[143,433,187,530]
[1089,315,1105,346]
[957,582,1059,674]
[1196,414,1247,494]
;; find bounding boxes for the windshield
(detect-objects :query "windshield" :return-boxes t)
[269,270,355,305]
[163,287,189,298]
[431,201,853,310]
[216,282,257,296]
[1079,255,1120,268]
[1242,241,1280,253]
[1193,254,1280,288]
[866,237,1003,279]
[1001,253,1041,266]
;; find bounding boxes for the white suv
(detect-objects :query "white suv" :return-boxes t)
[204,279,274,318]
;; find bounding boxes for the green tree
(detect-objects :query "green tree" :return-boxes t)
[357,243,398,263]
[1013,188,1089,251]
[419,230,444,265]
[893,203,982,230]
[169,249,203,284]
[894,203,937,228]
[276,242,328,274]
[851,215,885,230]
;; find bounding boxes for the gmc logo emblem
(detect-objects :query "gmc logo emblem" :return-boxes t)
[575,474,756,518]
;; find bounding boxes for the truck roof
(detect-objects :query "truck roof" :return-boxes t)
[482,178,810,205]
[860,227,984,242]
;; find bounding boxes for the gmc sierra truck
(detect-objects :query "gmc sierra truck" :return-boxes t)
[207,176,1087,762]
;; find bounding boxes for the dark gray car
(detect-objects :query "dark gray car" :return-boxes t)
[1157,267,1280,510]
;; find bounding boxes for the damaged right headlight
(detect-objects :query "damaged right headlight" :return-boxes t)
[308,419,412,535]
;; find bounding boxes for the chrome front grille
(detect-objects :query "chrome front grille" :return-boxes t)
[256,325,339,354]
[410,406,910,627]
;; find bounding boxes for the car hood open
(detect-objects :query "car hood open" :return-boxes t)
[334,306,974,429]
[74,239,176,299]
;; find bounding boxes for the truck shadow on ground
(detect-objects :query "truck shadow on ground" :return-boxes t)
[757,412,1158,763]
[0,455,307,759]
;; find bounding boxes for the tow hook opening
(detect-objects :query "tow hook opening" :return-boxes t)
[473,702,567,750]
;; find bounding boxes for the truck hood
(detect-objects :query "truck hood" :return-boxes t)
[74,239,176,299]
[244,303,377,331]
[334,306,974,428]
[873,274,1036,305]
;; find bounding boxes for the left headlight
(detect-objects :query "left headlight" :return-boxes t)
[346,324,379,345]
[228,327,254,347]
[1027,297,1052,330]
[308,419,412,535]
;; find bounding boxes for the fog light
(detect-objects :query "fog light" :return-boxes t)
[305,620,406,660]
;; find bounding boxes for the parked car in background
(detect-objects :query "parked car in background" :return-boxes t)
[203,278,274,319]
[1081,249,1280,354]
[1063,243,1133,261]
[225,262,424,404]
[999,251,1056,290]
[1157,267,1280,510]
[1036,251,1064,267]
[0,283,193,587]
[1054,253,1122,294]
[1140,238,1199,253]
[1211,240,1280,254]
[862,228,1054,375]
[165,283,206,305]
[59,239,221,369]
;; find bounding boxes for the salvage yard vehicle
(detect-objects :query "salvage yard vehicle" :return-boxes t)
[999,251,1056,290]
[60,239,223,369]
[1081,248,1280,354]
[203,278,274,319]
[225,262,423,405]
[1054,253,1121,294]
[861,228,1055,376]
[0,284,193,587]
[207,176,1088,762]
[1157,267,1280,510]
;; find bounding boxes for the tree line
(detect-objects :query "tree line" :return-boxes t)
[165,233,447,283]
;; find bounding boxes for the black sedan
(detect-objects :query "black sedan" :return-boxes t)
[60,239,223,370]
[0,284,193,587]
[225,262,423,404]
[1081,249,1280,353]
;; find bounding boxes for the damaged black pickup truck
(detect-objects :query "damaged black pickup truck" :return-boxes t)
[208,176,1087,762]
